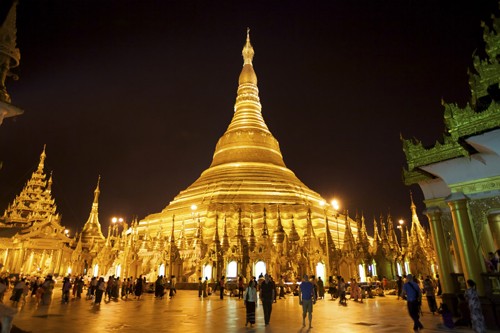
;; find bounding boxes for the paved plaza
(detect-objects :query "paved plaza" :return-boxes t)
[8,289,487,333]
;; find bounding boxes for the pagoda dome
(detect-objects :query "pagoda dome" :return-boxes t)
[140,29,352,250]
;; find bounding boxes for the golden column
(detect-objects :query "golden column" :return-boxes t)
[424,207,454,294]
[446,193,485,295]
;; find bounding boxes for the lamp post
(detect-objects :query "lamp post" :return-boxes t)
[112,217,124,237]
[331,199,341,276]
[398,219,406,275]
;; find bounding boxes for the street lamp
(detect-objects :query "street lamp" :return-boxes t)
[331,199,340,247]
[398,219,407,276]
[111,217,124,237]
[398,219,406,249]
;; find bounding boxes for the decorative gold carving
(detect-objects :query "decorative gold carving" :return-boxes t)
[468,196,500,241]
[402,134,469,171]
[451,176,500,195]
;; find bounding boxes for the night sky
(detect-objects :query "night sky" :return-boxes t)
[0,0,497,234]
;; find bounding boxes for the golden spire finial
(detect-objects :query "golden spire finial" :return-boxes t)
[242,27,254,65]
[37,144,46,172]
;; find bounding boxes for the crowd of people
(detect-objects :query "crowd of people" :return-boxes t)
[0,266,496,332]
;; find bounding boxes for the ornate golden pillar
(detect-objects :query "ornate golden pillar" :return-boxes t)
[424,207,454,294]
[446,193,485,295]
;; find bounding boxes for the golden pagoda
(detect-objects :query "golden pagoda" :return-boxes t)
[1,145,59,228]
[134,29,357,282]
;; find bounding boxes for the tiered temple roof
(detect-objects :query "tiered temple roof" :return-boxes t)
[1,146,60,227]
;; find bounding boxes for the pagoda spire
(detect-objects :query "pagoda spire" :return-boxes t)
[221,215,230,251]
[80,175,105,245]
[210,28,286,168]
[261,207,269,238]
[248,214,256,251]
[272,206,285,244]
[288,215,300,242]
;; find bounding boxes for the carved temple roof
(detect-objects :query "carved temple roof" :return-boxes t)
[402,14,500,184]
[1,146,60,228]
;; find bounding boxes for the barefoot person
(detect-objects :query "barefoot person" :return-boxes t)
[402,274,424,331]
[299,274,316,328]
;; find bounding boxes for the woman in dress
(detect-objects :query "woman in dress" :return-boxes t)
[244,280,257,327]
[464,279,486,333]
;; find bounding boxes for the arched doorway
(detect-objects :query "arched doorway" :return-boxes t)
[203,264,213,281]
[159,263,165,277]
[255,261,266,278]
[93,264,99,277]
[115,264,121,278]
[315,262,325,282]
[227,261,237,278]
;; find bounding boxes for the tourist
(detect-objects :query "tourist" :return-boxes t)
[219,276,225,300]
[435,274,442,296]
[155,276,164,298]
[382,276,388,291]
[0,277,8,303]
[278,276,286,299]
[243,280,257,327]
[260,274,275,326]
[40,275,55,305]
[310,275,318,301]
[202,277,208,298]
[170,275,177,297]
[396,276,403,300]
[238,275,244,300]
[198,277,203,298]
[402,274,424,331]
[94,277,105,305]
[317,276,324,300]
[0,301,17,333]
[21,280,29,303]
[338,277,347,306]
[61,277,71,304]
[327,276,336,299]
[423,277,437,314]
[75,277,84,299]
[10,278,24,306]
[299,274,316,328]
[134,276,144,299]
[121,278,130,299]
[465,279,486,333]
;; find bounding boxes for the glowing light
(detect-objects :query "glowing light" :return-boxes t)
[331,199,340,211]
[191,204,197,211]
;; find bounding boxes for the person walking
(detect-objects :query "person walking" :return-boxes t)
[238,275,244,300]
[423,276,437,314]
[317,277,324,300]
[40,275,55,305]
[260,274,275,326]
[198,277,203,298]
[396,276,403,300]
[202,277,208,297]
[135,276,144,300]
[243,280,257,327]
[465,279,486,333]
[402,274,424,331]
[299,274,316,328]
[94,277,105,305]
[219,276,225,300]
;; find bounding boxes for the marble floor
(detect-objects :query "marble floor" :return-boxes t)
[6,289,492,332]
